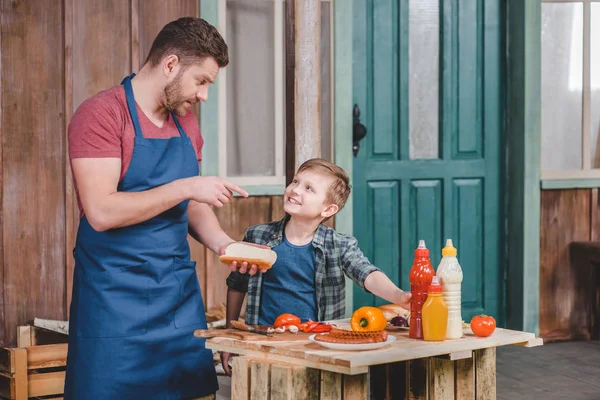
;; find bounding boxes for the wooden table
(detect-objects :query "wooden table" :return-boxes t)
[199,320,542,399]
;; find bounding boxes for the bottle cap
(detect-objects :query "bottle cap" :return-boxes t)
[441,239,457,256]
[428,276,442,293]
[414,240,430,257]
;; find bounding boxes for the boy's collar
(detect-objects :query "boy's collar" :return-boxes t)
[270,214,327,248]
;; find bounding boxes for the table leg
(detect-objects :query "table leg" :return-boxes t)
[430,358,454,400]
[475,348,496,400]
[455,357,475,399]
[343,373,368,400]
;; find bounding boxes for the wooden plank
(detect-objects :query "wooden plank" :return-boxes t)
[342,373,367,400]
[64,0,76,320]
[408,359,428,400]
[539,189,591,341]
[270,363,319,400]
[131,0,140,71]
[136,0,199,70]
[29,327,68,347]
[320,371,341,400]
[455,358,475,400]
[271,196,285,222]
[435,350,472,361]
[0,348,15,374]
[2,0,66,348]
[294,0,321,168]
[231,357,251,400]
[270,363,293,400]
[369,364,387,400]
[285,0,296,186]
[13,348,27,399]
[429,358,454,400]
[0,372,13,399]
[591,188,599,241]
[17,326,31,348]
[28,371,65,397]
[27,344,68,370]
[0,0,4,351]
[290,366,319,399]
[250,361,271,400]
[475,348,495,400]
[389,361,408,400]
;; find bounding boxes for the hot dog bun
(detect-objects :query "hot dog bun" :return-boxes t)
[378,303,410,321]
[219,241,277,270]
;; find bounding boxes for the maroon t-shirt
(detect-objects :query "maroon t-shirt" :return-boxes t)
[68,85,204,215]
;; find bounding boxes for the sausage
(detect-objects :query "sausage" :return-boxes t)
[314,328,388,344]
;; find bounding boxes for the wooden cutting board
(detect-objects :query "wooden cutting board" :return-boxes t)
[194,328,314,342]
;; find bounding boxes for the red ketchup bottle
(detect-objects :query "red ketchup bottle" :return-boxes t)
[409,240,435,339]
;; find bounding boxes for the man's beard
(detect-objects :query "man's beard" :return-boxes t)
[164,74,190,117]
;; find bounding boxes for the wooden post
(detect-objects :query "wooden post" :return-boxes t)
[294,0,321,169]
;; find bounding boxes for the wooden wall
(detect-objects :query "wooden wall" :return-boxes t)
[0,0,283,347]
[539,188,600,341]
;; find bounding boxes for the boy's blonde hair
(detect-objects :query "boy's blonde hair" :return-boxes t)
[297,158,351,210]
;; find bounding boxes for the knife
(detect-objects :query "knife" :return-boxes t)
[230,320,273,337]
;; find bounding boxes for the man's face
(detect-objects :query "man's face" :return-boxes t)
[164,57,219,116]
[283,170,337,220]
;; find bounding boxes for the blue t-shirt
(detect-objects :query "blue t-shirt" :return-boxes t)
[258,236,317,325]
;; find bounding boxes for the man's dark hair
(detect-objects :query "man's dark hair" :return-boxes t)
[145,17,229,68]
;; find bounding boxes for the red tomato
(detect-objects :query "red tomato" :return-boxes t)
[273,314,301,328]
[470,315,496,337]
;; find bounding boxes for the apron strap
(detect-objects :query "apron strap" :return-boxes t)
[172,114,187,139]
[121,73,144,139]
[122,74,188,140]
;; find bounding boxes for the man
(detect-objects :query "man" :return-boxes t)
[64,17,258,399]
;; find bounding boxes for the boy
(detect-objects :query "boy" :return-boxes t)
[221,159,411,375]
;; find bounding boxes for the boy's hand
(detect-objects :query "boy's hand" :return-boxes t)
[394,291,412,310]
[220,351,235,376]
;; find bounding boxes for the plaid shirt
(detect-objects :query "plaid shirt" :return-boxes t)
[226,215,381,325]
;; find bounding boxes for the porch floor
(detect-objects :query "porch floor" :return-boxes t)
[215,340,600,399]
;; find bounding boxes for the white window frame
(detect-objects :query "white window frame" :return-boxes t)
[541,0,600,183]
[200,0,334,195]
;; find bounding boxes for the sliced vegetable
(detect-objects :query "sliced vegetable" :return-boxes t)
[308,324,332,333]
[390,316,408,327]
[470,315,496,337]
[350,306,387,332]
[273,313,301,328]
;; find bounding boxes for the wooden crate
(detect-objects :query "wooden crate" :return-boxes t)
[231,356,367,400]
[0,326,68,400]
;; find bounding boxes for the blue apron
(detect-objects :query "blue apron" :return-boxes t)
[64,74,218,399]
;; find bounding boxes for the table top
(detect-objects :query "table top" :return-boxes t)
[201,319,543,375]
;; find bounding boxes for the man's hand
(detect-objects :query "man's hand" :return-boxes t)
[186,176,248,207]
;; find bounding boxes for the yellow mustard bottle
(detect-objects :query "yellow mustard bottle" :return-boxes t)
[422,276,448,341]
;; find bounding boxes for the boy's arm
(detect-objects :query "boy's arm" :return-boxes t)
[340,236,411,309]
[364,271,412,310]
[226,286,246,327]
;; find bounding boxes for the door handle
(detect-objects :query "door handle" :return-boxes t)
[353,104,367,156]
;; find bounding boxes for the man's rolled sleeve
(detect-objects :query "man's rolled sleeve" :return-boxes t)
[340,237,381,291]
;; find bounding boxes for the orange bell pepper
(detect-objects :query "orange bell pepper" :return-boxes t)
[350,306,387,332]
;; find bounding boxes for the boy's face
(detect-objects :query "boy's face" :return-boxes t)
[283,170,339,220]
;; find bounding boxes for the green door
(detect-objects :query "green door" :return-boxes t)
[352,0,505,324]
